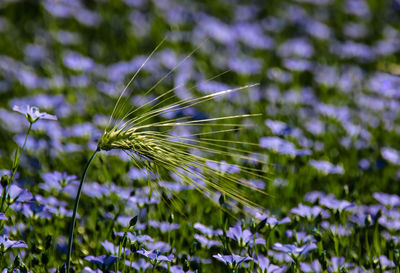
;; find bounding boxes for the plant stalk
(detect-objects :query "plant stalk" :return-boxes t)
[20,122,32,160]
[1,122,32,213]
[66,148,99,273]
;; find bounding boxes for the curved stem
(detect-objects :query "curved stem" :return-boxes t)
[1,122,33,213]
[66,148,99,273]
[20,122,32,159]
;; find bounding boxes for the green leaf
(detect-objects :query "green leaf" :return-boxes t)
[129,215,138,228]
[12,147,21,173]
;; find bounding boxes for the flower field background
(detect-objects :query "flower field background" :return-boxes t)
[0,0,400,272]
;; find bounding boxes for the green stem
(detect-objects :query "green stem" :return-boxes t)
[66,148,99,273]
[0,187,6,214]
[1,123,32,212]
[20,122,32,160]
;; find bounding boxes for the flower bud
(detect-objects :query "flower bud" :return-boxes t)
[364,214,373,227]
[312,227,322,242]
[13,255,21,268]
[130,242,138,252]
[41,253,49,265]
[45,235,52,250]
[394,249,400,266]
[1,175,9,188]
[129,215,138,228]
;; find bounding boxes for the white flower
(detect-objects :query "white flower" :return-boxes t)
[13,105,57,123]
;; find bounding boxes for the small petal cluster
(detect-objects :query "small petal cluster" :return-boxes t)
[0,236,28,250]
[13,105,57,123]
[137,249,174,263]
[226,223,265,247]
[273,242,317,259]
[213,254,252,269]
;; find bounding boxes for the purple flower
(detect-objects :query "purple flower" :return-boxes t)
[101,240,131,256]
[327,257,346,272]
[82,267,103,273]
[35,194,67,208]
[345,0,370,17]
[300,260,322,272]
[63,51,95,71]
[260,137,311,156]
[196,14,235,45]
[149,220,180,233]
[253,211,291,229]
[268,250,292,263]
[233,22,274,50]
[321,222,352,236]
[368,72,400,99]
[331,41,375,61]
[40,171,79,196]
[373,192,400,208]
[7,185,31,203]
[379,255,395,269]
[227,224,265,247]
[54,30,81,45]
[137,249,174,263]
[213,254,252,268]
[236,178,265,191]
[358,158,370,170]
[13,105,57,123]
[125,258,152,271]
[309,160,344,175]
[381,231,400,245]
[265,119,292,136]
[11,201,52,219]
[343,22,368,39]
[0,213,7,221]
[168,264,195,273]
[24,44,48,62]
[267,68,293,83]
[305,119,325,136]
[73,8,100,27]
[84,255,118,268]
[197,81,231,96]
[114,232,153,244]
[129,167,153,180]
[0,235,28,249]
[82,182,109,198]
[350,205,382,227]
[158,181,190,192]
[304,191,326,203]
[283,58,312,71]
[273,242,317,259]
[285,231,316,244]
[206,160,240,174]
[193,222,222,237]
[263,216,291,228]
[291,203,330,220]
[375,39,400,57]
[304,19,331,40]
[320,196,355,212]
[278,38,314,59]
[379,215,400,231]
[144,241,171,253]
[255,256,284,273]
[260,137,295,154]
[128,193,160,207]
[228,56,262,75]
[0,169,13,177]
[194,234,222,248]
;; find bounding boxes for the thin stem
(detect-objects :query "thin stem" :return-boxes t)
[1,122,33,213]
[20,122,32,159]
[66,148,99,273]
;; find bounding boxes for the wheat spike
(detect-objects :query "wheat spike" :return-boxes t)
[66,40,268,273]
